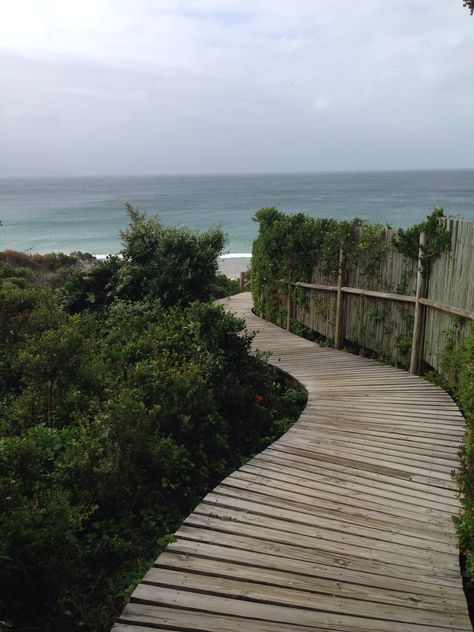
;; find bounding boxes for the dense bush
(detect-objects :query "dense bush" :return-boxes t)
[251,207,385,327]
[61,204,227,313]
[393,207,451,275]
[0,208,305,631]
[440,323,474,583]
[0,250,95,289]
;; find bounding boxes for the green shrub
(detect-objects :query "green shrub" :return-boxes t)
[393,207,451,275]
[441,323,474,581]
[116,203,226,306]
[0,208,305,631]
[0,250,96,288]
[251,207,386,327]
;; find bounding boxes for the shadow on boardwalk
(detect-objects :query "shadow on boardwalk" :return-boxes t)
[114,292,470,632]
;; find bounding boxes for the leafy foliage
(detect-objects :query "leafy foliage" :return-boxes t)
[61,255,122,312]
[0,250,95,289]
[0,209,305,631]
[209,273,243,300]
[251,208,334,324]
[464,1,474,15]
[117,203,225,306]
[440,323,474,582]
[61,204,226,312]
[393,207,451,275]
[251,207,386,327]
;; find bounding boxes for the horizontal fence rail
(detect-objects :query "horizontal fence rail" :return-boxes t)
[292,283,474,317]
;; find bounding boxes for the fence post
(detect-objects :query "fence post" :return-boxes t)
[410,231,427,375]
[287,266,292,331]
[240,271,245,291]
[334,244,344,350]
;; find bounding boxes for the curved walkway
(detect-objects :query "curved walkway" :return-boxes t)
[114,292,471,632]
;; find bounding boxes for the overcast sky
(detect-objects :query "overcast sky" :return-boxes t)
[0,0,473,176]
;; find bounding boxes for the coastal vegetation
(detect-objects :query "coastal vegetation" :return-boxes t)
[251,207,474,593]
[0,206,305,631]
[251,207,387,328]
[0,250,96,288]
[251,206,451,355]
[441,326,474,582]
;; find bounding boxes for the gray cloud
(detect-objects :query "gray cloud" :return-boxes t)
[0,0,473,175]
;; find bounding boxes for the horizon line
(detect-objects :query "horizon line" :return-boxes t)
[1,166,474,180]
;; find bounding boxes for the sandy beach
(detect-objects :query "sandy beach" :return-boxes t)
[93,253,251,279]
[218,255,251,279]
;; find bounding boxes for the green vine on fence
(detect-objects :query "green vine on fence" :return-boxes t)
[393,207,451,275]
[251,207,453,363]
[251,208,337,324]
[251,208,387,325]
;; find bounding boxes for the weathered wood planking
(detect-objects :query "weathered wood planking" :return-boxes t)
[293,219,474,375]
[424,218,474,372]
[113,292,470,632]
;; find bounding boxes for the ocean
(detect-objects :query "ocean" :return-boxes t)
[0,170,473,256]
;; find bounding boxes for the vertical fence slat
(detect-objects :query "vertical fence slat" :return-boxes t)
[286,266,292,331]
[410,232,427,375]
[334,245,345,350]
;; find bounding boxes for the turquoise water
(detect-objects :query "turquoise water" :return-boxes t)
[0,170,473,255]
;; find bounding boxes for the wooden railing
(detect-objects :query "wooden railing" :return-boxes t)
[293,283,474,319]
[291,281,474,375]
[286,220,474,374]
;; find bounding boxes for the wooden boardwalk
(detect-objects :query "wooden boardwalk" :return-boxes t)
[114,292,471,632]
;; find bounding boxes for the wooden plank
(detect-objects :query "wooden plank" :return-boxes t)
[294,283,417,303]
[265,446,458,503]
[129,584,469,632]
[420,297,474,320]
[138,568,469,627]
[410,231,427,374]
[217,477,453,534]
[233,467,454,519]
[284,427,459,468]
[166,538,463,596]
[120,602,336,632]
[207,488,456,548]
[334,244,344,350]
[342,286,416,303]
[294,282,338,292]
[244,458,458,513]
[153,552,467,611]
[184,511,458,574]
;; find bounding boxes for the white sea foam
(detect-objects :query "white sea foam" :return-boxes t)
[220,253,251,259]
[92,253,123,260]
[92,253,251,260]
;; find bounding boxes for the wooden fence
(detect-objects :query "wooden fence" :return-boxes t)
[288,218,474,376]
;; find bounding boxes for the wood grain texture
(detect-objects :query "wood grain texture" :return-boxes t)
[114,292,470,632]
[293,218,474,375]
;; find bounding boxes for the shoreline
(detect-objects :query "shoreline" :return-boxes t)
[91,253,251,278]
[91,252,252,259]
[91,252,251,279]
[0,248,251,280]
[218,255,251,279]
